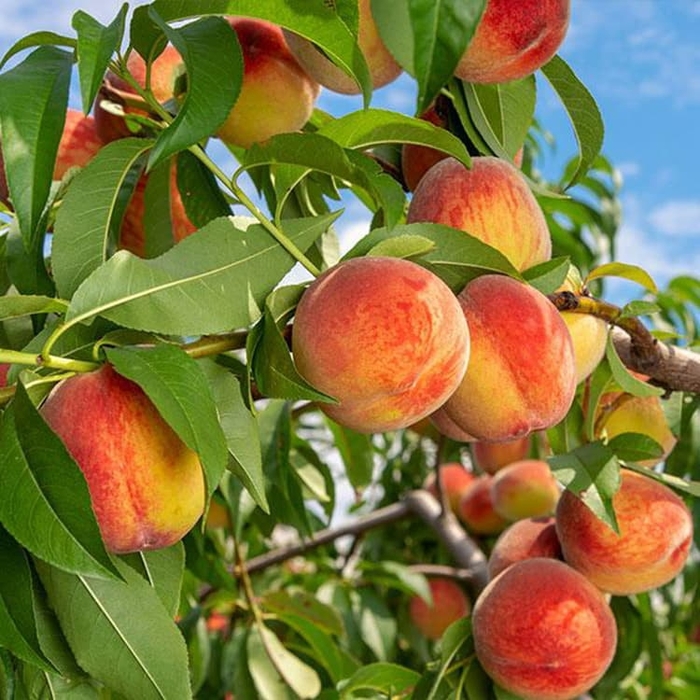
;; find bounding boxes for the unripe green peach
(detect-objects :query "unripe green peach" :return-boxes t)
[284,0,401,95]
[556,469,693,595]
[473,558,617,700]
[40,364,205,554]
[408,577,471,640]
[423,462,476,514]
[442,275,577,442]
[487,516,563,580]
[292,257,470,433]
[491,459,561,521]
[456,0,571,84]
[407,157,551,272]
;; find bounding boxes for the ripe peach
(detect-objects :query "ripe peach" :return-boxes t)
[457,475,508,536]
[54,109,105,180]
[118,160,197,257]
[473,558,617,700]
[95,44,184,143]
[40,364,205,554]
[456,0,571,84]
[291,256,470,433]
[471,435,531,474]
[487,516,563,580]
[423,462,476,514]
[401,104,450,192]
[491,459,560,521]
[556,468,693,595]
[441,275,577,442]
[0,363,11,386]
[408,577,471,640]
[407,157,551,271]
[429,406,476,442]
[284,0,401,95]
[599,394,677,468]
[216,18,320,148]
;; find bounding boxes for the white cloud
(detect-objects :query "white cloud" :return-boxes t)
[647,200,700,236]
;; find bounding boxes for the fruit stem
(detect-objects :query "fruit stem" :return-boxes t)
[232,534,266,626]
[181,332,248,358]
[0,348,99,374]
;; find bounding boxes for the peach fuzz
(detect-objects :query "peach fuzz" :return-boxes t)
[472,558,617,700]
[408,577,471,640]
[471,435,531,474]
[407,157,551,272]
[600,394,677,468]
[423,462,476,514]
[291,256,470,433]
[53,109,105,180]
[491,459,561,521]
[556,469,693,595]
[118,160,197,258]
[216,18,320,149]
[284,0,401,95]
[457,474,508,536]
[456,0,571,84]
[487,516,563,580]
[441,275,577,442]
[40,364,205,554]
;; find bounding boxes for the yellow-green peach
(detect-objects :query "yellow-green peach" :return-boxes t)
[456,0,571,84]
[473,558,617,700]
[491,459,561,521]
[217,18,320,148]
[407,157,551,271]
[284,0,401,95]
[409,577,471,640]
[40,364,205,554]
[292,256,470,433]
[487,516,563,580]
[442,275,577,441]
[556,468,693,595]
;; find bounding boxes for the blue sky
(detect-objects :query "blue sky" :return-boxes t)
[2,1,699,300]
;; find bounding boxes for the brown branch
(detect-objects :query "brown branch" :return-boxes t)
[234,489,489,594]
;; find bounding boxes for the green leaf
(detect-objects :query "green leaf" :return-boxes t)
[0,386,118,579]
[64,213,337,336]
[462,76,537,161]
[151,0,372,102]
[367,234,436,259]
[586,261,658,294]
[147,14,242,169]
[106,344,228,499]
[372,0,487,113]
[0,525,53,671]
[72,6,128,114]
[339,662,420,698]
[0,32,76,70]
[355,588,396,661]
[247,623,322,700]
[605,335,664,398]
[325,420,374,490]
[263,590,344,637]
[0,47,73,245]
[549,441,622,532]
[18,666,100,699]
[141,157,182,258]
[176,150,231,228]
[540,55,604,190]
[36,556,193,700]
[52,137,154,298]
[523,256,570,294]
[0,295,68,321]
[607,433,665,464]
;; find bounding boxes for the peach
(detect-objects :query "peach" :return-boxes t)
[455,0,571,84]
[0,363,11,386]
[284,0,401,95]
[40,364,205,554]
[487,516,563,580]
[423,462,476,514]
[95,44,183,143]
[54,109,105,180]
[441,275,577,442]
[471,435,531,474]
[472,558,617,700]
[429,406,476,442]
[408,577,471,640]
[291,256,470,433]
[216,18,320,148]
[556,468,693,595]
[491,459,560,521]
[599,394,677,468]
[457,475,508,536]
[407,157,551,271]
[401,104,450,192]
[118,160,197,257]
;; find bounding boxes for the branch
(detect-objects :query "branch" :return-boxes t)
[235,489,489,594]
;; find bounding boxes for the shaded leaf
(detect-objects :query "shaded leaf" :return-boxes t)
[339,662,420,698]
[0,295,68,321]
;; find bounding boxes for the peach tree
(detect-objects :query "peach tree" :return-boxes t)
[0,1,699,698]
